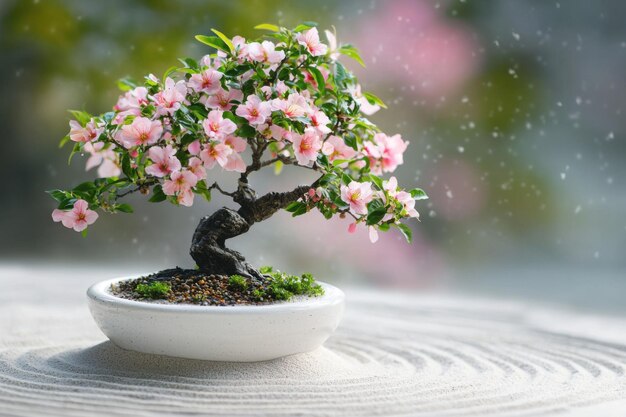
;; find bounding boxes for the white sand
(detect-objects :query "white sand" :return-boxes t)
[1,264,626,416]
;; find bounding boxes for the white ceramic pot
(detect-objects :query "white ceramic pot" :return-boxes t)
[87,275,345,362]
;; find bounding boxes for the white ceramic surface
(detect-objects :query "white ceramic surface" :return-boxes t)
[87,275,345,362]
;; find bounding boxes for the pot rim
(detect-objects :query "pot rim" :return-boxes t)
[87,275,345,314]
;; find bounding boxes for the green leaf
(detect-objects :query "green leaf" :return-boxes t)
[178,57,199,70]
[366,206,387,226]
[195,35,230,53]
[117,78,136,92]
[236,124,256,138]
[46,189,68,203]
[210,29,235,53]
[367,174,383,189]
[285,201,308,216]
[58,135,70,148]
[334,61,349,85]
[195,180,212,202]
[67,142,81,165]
[332,158,350,167]
[378,222,391,232]
[68,110,91,125]
[293,22,317,32]
[241,79,256,97]
[121,154,134,179]
[285,201,304,212]
[81,229,88,238]
[363,92,387,109]
[344,134,358,150]
[116,203,134,213]
[254,23,280,32]
[317,154,330,169]
[410,188,428,200]
[274,160,284,175]
[162,65,178,82]
[307,66,326,94]
[338,45,366,67]
[73,181,96,193]
[149,185,166,203]
[395,223,413,243]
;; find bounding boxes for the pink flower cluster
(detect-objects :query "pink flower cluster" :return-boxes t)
[363,133,409,175]
[339,177,419,243]
[53,25,423,241]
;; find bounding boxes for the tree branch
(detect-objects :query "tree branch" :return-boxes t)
[238,184,311,224]
[114,179,158,199]
[208,182,236,197]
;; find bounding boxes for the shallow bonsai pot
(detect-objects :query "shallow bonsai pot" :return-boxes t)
[87,275,345,362]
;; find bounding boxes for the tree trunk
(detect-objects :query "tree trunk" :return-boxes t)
[189,185,310,279]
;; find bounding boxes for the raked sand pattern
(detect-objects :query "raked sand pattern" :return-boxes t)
[1,265,626,416]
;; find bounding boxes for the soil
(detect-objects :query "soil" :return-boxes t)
[110,268,291,306]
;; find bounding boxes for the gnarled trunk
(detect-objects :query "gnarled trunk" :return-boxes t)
[189,184,310,279]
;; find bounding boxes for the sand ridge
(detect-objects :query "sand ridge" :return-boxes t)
[1,266,626,416]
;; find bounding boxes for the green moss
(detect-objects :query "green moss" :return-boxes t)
[259,265,274,274]
[252,288,266,301]
[191,293,207,303]
[228,274,249,291]
[260,267,325,301]
[135,281,171,299]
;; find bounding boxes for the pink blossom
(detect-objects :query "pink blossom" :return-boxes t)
[324,30,340,61]
[187,157,206,180]
[348,222,357,234]
[363,133,409,174]
[376,133,409,173]
[260,80,289,99]
[248,41,285,64]
[188,68,223,94]
[349,84,380,116]
[235,95,271,125]
[292,128,322,165]
[221,135,247,173]
[269,125,292,142]
[118,117,163,148]
[114,86,148,113]
[321,135,357,162]
[340,181,374,215]
[69,119,103,143]
[271,93,309,119]
[200,142,232,169]
[199,54,212,68]
[368,226,379,243]
[297,27,328,56]
[303,66,329,89]
[232,36,249,62]
[52,199,98,232]
[153,77,187,116]
[308,109,331,134]
[162,170,198,207]
[145,145,181,177]
[203,88,243,111]
[188,140,201,155]
[395,191,419,219]
[224,153,246,172]
[202,110,237,139]
[223,135,247,153]
[383,176,399,197]
[84,142,121,178]
[176,189,195,206]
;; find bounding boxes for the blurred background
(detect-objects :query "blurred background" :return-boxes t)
[1,0,625,314]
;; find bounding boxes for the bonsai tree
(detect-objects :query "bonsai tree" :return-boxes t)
[49,23,427,280]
